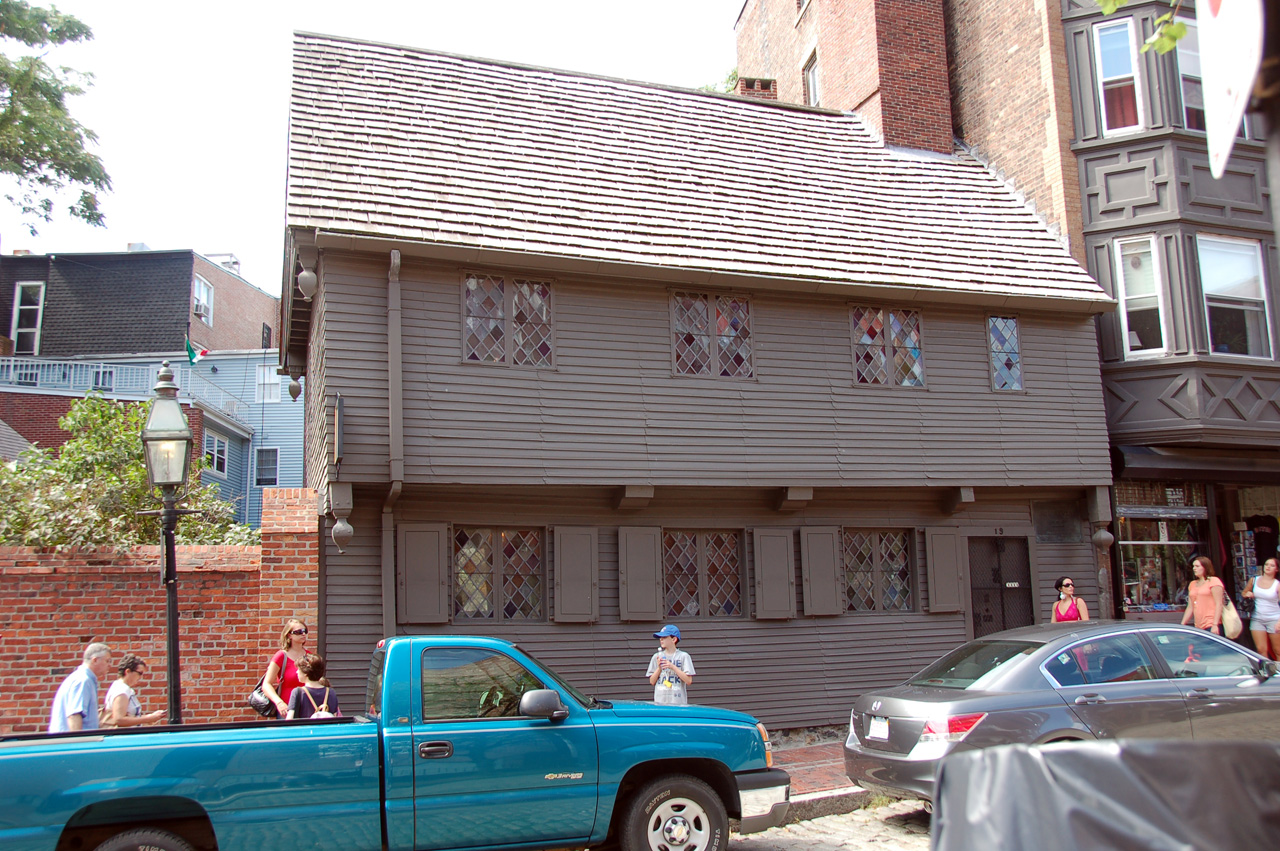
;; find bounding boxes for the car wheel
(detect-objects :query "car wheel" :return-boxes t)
[94,828,195,851]
[620,774,727,851]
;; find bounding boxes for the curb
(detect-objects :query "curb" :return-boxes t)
[783,785,873,824]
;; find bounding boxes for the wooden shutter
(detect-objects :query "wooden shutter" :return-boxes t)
[925,527,965,613]
[397,523,450,624]
[553,526,599,623]
[800,526,843,616]
[753,528,796,620]
[619,526,662,621]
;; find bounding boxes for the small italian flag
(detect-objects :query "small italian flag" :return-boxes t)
[186,336,210,364]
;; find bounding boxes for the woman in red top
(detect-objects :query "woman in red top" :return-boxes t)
[1180,556,1225,634]
[260,619,309,717]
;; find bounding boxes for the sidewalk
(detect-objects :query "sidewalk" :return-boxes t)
[771,740,874,823]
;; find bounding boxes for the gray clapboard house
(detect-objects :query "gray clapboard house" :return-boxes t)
[281,32,1114,728]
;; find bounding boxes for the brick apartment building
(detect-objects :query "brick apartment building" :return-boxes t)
[735,0,1279,621]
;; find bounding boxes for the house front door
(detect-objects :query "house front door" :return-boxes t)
[968,537,1034,638]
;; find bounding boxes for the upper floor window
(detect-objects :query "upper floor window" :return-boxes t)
[1115,237,1167,357]
[1095,20,1143,135]
[193,275,213,325]
[988,316,1024,390]
[851,307,925,386]
[803,53,820,106]
[255,447,279,487]
[844,529,914,612]
[663,530,744,618]
[256,364,281,403]
[453,527,545,621]
[1198,235,1271,358]
[671,292,753,378]
[1176,18,1249,139]
[463,274,553,367]
[204,431,228,478]
[10,281,45,356]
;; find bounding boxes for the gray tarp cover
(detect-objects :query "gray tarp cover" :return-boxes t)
[933,740,1280,850]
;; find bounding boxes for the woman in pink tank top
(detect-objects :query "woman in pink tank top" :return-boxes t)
[1052,576,1090,622]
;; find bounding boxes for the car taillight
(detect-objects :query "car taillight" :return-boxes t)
[920,713,986,743]
[757,722,773,768]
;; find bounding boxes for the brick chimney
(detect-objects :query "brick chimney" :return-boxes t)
[736,77,778,100]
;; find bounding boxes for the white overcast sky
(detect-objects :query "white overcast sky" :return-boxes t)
[0,1,746,295]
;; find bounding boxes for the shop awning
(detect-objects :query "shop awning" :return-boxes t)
[1113,445,1280,483]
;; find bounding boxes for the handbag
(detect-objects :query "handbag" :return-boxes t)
[1222,595,1243,640]
[248,674,278,718]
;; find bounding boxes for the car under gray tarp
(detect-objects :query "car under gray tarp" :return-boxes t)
[932,740,1280,850]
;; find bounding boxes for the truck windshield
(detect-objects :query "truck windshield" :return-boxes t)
[516,646,592,708]
[364,646,386,717]
[907,640,1038,690]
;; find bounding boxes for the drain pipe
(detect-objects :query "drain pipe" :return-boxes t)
[381,250,405,638]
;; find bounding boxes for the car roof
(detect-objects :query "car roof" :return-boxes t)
[979,620,1175,644]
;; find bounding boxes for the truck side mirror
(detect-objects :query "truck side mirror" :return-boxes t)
[519,689,570,722]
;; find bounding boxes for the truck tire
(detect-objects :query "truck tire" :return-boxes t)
[94,827,195,851]
[620,774,727,851]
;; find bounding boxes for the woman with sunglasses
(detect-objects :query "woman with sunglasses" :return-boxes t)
[261,619,309,717]
[102,654,165,727]
[1052,576,1089,622]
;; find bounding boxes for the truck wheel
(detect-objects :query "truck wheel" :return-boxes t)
[620,775,727,851]
[94,828,195,851]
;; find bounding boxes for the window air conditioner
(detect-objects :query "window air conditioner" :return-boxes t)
[194,304,210,320]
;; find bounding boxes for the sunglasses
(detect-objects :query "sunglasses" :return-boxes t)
[1061,583,1073,588]
[291,628,308,636]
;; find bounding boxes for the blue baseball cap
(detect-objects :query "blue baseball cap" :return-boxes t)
[653,625,681,639]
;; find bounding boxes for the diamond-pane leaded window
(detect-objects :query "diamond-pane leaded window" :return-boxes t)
[852,307,924,386]
[463,274,553,366]
[988,316,1023,391]
[842,529,913,612]
[453,527,545,622]
[672,292,753,378]
[663,530,744,618]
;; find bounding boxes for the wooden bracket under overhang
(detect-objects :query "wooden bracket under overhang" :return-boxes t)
[615,485,654,509]
[943,486,976,514]
[775,486,812,511]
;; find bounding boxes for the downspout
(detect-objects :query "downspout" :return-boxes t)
[382,250,405,638]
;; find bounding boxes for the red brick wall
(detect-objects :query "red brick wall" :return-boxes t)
[0,393,75,450]
[0,489,318,735]
[190,255,279,354]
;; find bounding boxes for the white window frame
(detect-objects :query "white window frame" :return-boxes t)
[803,52,820,107]
[193,274,214,325]
[204,431,228,479]
[256,364,281,403]
[1093,19,1144,136]
[1114,236,1169,359]
[1175,16,1249,139]
[10,281,45,356]
[1197,235,1272,359]
[255,447,279,487]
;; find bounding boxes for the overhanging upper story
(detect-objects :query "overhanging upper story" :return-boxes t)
[280,32,1117,499]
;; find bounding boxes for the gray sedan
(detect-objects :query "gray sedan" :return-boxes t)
[844,620,1280,801]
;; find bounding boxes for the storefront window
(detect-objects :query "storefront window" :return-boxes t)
[1116,482,1208,611]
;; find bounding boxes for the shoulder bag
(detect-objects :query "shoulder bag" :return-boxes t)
[1222,594,1243,640]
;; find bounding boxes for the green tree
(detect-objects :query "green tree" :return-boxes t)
[0,0,110,234]
[0,394,259,547]
[700,68,739,94]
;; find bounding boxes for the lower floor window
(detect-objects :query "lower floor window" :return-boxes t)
[663,530,744,618]
[843,529,913,611]
[203,432,228,477]
[255,448,278,486]
[453,527,545,621]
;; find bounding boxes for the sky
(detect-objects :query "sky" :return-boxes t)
[0,1,747,295]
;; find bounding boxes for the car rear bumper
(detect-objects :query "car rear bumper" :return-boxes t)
[844,733,941,802]
[735,767,790,833]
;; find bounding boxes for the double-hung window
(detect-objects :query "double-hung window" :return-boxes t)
[204,431,228,478]
[453,527,545,621]
[1176,18,1248,138]
[255,448,279,487]
[803,52,820,106]
[193,275,214,325]
[663,530,744,619]
[1198,235,1270,358]
[10,281,45,356]
[851,307,925,386]
[843,529,914,612]
[988,316,1023,390]
[671,292,753,378]
[1094,20,1143,135]
[1115,237,1167,357]
[462,273,553,367]
[256,364,281,403]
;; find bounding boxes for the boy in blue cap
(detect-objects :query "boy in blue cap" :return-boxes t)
[645,624,695,705]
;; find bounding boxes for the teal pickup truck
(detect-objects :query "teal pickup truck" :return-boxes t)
[0,636,789,851]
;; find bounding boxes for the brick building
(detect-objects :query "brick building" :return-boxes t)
[734,0,1279,622]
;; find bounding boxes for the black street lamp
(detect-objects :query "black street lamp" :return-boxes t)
[141,360,193,724]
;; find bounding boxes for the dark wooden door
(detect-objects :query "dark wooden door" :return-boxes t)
[968,537,1033,638]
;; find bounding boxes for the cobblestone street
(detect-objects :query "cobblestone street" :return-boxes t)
[733,800,931,851]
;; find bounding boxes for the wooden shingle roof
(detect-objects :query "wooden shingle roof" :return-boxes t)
[288,32,1106,307]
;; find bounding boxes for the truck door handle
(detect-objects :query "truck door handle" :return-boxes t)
[1073,694,1106,705]
[418,741,453,759]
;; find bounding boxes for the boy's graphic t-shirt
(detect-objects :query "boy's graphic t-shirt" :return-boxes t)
[646,649,695,705]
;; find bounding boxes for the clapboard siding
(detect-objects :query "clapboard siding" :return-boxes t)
[317,256,1110,489]
[320,485,1096,728]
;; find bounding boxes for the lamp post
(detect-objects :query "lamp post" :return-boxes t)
[141,360,194,724]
